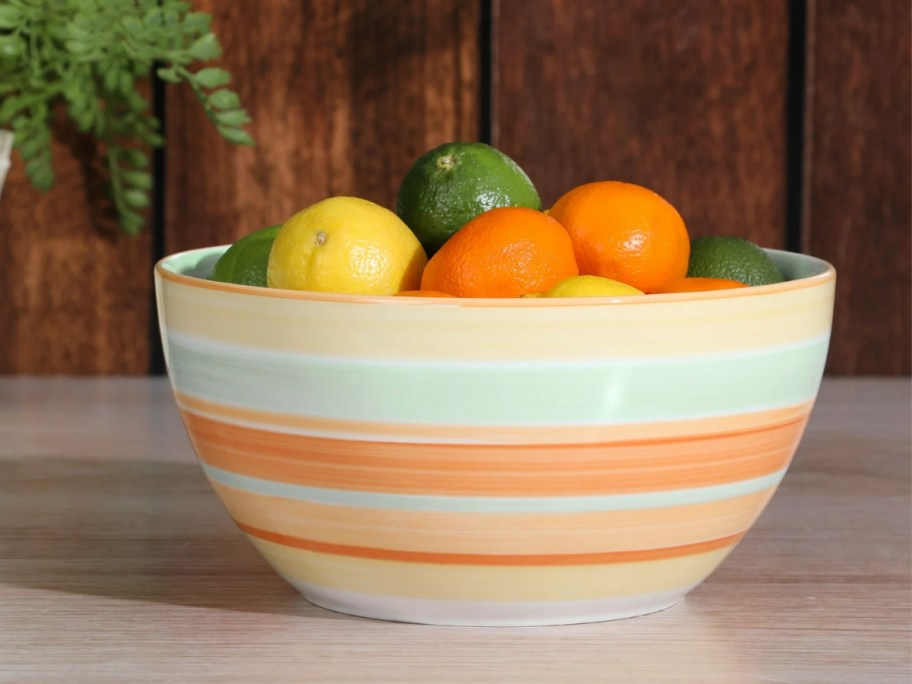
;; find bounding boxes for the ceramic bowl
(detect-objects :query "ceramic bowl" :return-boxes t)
[154,248,835,626]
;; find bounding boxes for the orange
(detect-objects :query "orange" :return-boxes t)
[548,181,690,293]
[420,207,578,297]
[394,290,456,297]
[654,277,749,293]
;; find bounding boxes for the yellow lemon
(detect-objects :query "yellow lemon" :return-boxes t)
[543,275,644,298]
[268,197,428,295]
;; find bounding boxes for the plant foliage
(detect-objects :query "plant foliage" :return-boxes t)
[0,0,253,234]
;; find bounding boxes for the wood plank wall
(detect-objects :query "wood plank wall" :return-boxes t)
[0,125,153,374]
[165,0,480,254]
[804,0,911,374]
[0,0,908,375]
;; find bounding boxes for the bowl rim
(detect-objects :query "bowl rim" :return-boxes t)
[155,246,836,307]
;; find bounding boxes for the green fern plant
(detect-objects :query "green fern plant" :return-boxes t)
[0,0,253,235]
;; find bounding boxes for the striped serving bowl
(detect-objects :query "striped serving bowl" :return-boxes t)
[154,247,835,626]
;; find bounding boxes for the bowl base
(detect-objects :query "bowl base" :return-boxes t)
[288,579,691,626]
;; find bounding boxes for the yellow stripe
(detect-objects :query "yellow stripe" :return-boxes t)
[213,480,773,554]
[248,537,736,601]
[160,275,834,360]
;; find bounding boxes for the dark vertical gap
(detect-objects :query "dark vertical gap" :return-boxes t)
[479,0,493,143]
[148,66,167,375]
[785,0,808,253]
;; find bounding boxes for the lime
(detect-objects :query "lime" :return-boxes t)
[396,141,541,256]
[267,196,427,295]
[687,236,785,286]
[211,224,281,287]
[541,275,644,298]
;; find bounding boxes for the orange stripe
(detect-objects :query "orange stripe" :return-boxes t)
[236,521,744,565]
[185,412,806,495]
[176,391,814,443]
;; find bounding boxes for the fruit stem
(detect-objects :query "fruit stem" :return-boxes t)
[435,155,456,171]
[314,231,327,245]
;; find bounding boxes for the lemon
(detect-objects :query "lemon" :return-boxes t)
[211,224,281,287]
[267,197,428,295]
[542,275,644,298]
[687,236,784,286]
[396,141,541,256]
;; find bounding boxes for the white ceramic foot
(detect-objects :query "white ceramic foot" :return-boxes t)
[286,579,693,626]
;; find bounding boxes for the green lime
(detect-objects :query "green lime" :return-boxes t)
[396,141,541,256]
[687,236,785,286]
[212,225,281,286]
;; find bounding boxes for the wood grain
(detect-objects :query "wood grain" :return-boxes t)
[0,377,908,683]
[803,0,911,374]
[0,119,152,374]
[164,0,480,253]
[2,1,909,376]
[491,0,790,247]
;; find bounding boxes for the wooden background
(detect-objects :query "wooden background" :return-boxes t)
[0,0,908,375]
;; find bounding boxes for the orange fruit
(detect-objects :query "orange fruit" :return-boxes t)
[654,277,749,293]
[394,290,456,297]
[548,181,690,293]
[420,207,578,297]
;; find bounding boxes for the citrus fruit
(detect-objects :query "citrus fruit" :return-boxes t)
[267,196,427,295]
[542,275,644,298]
[420,206,578,297]
[687,236,785,286]
[211,224,281,287]
[654,276,749,293]
[396,141,541,256]
[548,181,690,293]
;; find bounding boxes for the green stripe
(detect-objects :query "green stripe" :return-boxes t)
[168,332,828,425]
[202,463,787,513]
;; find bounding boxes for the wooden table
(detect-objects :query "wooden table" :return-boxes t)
[1,377,909,683]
